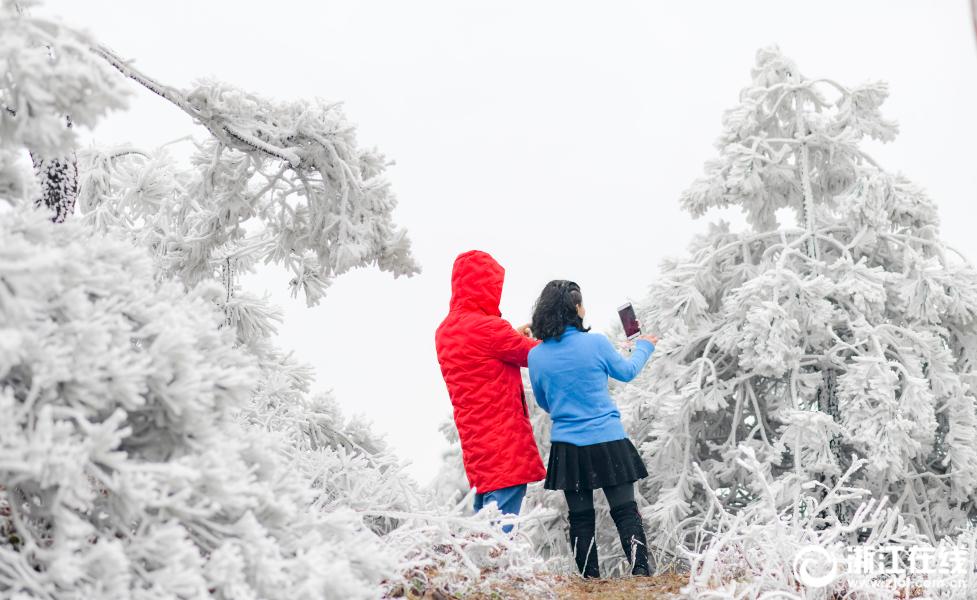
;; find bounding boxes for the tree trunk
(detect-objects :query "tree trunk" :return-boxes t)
[30,116,78,223]
[31,153,78,223]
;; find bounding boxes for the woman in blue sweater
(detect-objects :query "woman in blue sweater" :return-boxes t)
[528,280,657,578]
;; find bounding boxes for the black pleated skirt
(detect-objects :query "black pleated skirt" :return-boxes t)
[544,438,648,491]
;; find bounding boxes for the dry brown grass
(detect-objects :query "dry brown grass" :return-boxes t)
[552,572,687,599]
[386,570,689,600]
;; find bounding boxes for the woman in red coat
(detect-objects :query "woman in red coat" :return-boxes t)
[435,250,546,530]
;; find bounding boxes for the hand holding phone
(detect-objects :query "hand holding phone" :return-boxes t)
[617,303,640,340]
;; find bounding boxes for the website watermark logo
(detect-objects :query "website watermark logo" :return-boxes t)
[792,542,971,592]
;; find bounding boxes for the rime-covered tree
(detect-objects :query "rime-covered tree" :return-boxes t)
[0,4,405,598]
[81,46,419,306]
[2,3,554,597]
[65,5,429,540]
[0,0,127,219]
[0,205,402,600]
[623,47,977,556]
[1,1,86,224]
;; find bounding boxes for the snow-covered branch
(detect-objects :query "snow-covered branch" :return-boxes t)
[91,45,302,168]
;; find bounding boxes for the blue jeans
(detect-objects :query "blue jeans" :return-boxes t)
[473,484,527,533]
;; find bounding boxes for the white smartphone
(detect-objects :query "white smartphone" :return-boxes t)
[617,302,641,340]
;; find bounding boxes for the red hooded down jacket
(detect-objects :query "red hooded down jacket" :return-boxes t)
[435,250,546,493]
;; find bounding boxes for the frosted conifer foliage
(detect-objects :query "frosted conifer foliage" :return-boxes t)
[0,207,402,599]
[78,50,419,306]
[0,0,126,219]
[0,1,127,156]
[2,4,558,597]
[626,47,977,553]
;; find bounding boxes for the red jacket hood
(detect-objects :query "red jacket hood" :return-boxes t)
[449,250,504,316]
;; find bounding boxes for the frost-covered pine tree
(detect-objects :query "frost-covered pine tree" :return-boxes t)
[0,206,404,599]
[0,0,127,217]
[1,4,408,598]
[66,2,430,542]
[623,47,977,556]
[3,3,555,597]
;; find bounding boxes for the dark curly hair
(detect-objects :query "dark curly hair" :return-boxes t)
[531,280,590,342]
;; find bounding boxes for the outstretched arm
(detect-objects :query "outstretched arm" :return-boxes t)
[597,335,654,382]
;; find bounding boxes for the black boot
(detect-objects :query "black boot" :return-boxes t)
[610,501,650,576]
[567,508,600,578]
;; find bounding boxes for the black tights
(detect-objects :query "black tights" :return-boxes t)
[564,482,635,512]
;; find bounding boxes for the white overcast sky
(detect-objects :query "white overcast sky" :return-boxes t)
[41,1,977,484]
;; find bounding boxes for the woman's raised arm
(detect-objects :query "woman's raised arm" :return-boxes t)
[597,334,655,382]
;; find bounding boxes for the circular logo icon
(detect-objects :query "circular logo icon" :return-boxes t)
[793,544,840,588]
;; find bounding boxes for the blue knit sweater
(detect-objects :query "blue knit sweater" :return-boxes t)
[528,326,654,446]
